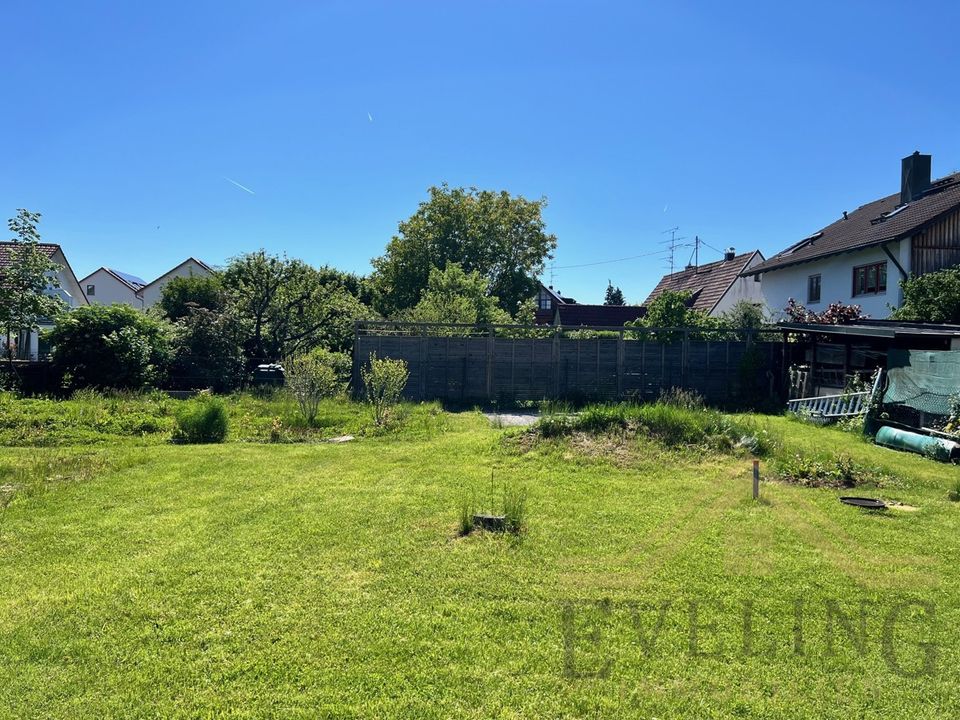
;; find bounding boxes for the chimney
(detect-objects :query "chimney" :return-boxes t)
[724,247,736,261]
[901,151,931,204]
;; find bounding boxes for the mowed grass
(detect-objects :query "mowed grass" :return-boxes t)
[1,408,960,718]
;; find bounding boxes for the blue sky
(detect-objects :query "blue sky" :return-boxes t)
[4,1,960,303]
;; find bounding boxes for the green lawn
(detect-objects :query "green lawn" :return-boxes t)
[1,406,959,718]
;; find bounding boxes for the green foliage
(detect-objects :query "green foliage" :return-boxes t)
[49,304,171,390]
[626,290,727,339]
[0,210,67,354]
[221,250,378,359]
[157,274,224,321]
[721,300,766,331]
[172,394,228,443]
[403,263,512,330]
[774,452,891,488]
[535,399,779,457]
[360,353,409,426]
[169,307,246,392]
[284,351,345,425]
[892,266,960,323]
[603,282,625,306]
[370,184,557,317]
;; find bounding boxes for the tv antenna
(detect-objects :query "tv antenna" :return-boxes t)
[659,226,687,277]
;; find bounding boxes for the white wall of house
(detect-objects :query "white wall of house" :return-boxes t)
[759,239,911,320]
[711,253,767,315]
[138,259,212,308]
[80,268,143,307]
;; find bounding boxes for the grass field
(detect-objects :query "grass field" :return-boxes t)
[1,397,959,718]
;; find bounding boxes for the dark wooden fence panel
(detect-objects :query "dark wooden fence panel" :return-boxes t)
[354,325,783,405]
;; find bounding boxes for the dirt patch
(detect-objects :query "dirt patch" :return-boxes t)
[887,502,920,512]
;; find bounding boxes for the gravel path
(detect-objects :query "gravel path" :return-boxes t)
[483,412,540,427]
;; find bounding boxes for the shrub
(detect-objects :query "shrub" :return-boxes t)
[49,304,171,390]
[360,353,409,426]
[284,351,345,424]
[172,395,228,443]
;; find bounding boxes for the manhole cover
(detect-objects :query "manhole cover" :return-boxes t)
[839,496,887,510]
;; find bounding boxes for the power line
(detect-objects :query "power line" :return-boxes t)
[550,248,666,270]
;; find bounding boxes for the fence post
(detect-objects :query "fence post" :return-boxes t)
[486,325,495,402]
[681,329,689,390]
[352,320,362,398]
[552,325,561,398]
[616,330,624,400]
[419,327,427,401]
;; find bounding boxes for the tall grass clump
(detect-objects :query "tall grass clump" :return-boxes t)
[502,484,528,534]
[172,394,228,444]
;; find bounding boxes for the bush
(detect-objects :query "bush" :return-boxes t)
[172,395,228,443]
[284,350,345,424]
[168,307,246,392]
[49,304,171,390]
[892,266,960,324]
[360,353,409,426]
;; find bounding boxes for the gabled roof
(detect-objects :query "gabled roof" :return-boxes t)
[645,251,762,313]
[79,266,147,291]
[745,171,960,276]
[538,282,576,304]
[555,304,646,327]
[0,241,59,269]
[138,257,214,292]
[0,241,88,305]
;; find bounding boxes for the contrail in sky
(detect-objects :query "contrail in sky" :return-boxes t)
[224,177,255,194]
[368,112,374,122]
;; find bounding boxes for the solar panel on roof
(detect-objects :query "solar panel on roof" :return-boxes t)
[109,269,147,287]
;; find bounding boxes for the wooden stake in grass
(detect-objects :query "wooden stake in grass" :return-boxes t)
[752,459,760,500]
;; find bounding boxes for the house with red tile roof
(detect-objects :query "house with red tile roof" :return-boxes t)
[644,248,766,317]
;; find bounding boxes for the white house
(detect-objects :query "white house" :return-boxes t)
[644,248,766,317]
[135,258,214,309]
[743,152,960,319]
[78,267,147,307]
[78,257,215,309]
[0,241,88,360]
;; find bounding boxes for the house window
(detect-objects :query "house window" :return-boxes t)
[538,293,552,311]
[86,284,95,296]
[807,274,821,304]
[852,262,887,297]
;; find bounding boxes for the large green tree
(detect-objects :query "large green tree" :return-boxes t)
[370,185,557,317]
[1,210,66,362]
[222,251,377,360]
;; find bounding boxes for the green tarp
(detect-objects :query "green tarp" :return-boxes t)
[884,349,960,417]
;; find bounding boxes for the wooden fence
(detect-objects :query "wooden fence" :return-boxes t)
[352,322,785,405]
